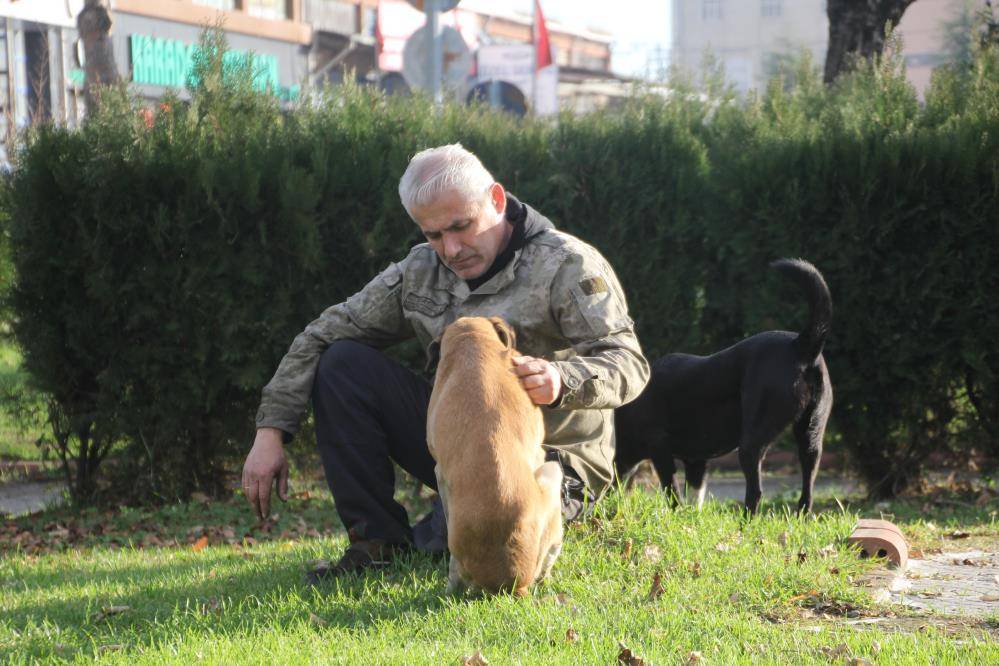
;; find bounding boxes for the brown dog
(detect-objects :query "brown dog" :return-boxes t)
[427,316,564,596]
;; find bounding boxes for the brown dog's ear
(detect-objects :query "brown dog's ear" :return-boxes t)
[488,317,515,351]
[425,338,441,374]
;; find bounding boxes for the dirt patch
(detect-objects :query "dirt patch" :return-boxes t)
[841,614,999,638]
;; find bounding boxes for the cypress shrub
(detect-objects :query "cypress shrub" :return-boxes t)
[1,29,996,503]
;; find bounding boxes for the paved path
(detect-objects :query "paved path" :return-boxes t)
[627,466,860,504]
[702,474,859,503]
[0,480,65,517]
[869,550,999,617]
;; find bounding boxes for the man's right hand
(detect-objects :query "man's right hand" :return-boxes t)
[242,427,289,521]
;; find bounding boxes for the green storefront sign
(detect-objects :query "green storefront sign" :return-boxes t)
[130,34,299,101]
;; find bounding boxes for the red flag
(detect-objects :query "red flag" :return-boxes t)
[534,0,553,70]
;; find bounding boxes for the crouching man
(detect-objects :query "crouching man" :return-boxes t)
[241,144,649,582]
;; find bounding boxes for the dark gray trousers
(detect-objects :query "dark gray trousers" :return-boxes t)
[312,341,590,551]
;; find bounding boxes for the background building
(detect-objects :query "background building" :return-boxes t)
[670,0,965,97]
[110,1,312,103]
[1,0,85,164]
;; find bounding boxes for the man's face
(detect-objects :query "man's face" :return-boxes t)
[411,183,511,280]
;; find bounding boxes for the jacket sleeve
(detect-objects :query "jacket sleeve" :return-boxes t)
[255,261,412,437]
[547,248,650,411]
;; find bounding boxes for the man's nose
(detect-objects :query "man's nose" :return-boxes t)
[443,235,463,259]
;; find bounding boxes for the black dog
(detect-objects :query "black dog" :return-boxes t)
[614,259,832,514]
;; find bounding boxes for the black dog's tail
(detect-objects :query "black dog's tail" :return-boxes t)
[771,258,832,363]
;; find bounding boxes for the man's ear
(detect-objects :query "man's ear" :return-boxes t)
[489,181,507,219]
[425,338,441,374]
[488,317,515,351]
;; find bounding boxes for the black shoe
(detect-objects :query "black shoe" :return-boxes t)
[412,496,448,556]
[305,540,408,585]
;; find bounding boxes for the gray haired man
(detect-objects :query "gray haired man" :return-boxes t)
[242,144,649,581]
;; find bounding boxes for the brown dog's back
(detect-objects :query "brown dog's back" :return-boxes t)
[428,317,550,594]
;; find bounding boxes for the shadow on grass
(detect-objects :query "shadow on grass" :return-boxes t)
[3,544,452,659]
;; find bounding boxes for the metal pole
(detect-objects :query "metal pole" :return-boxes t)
[425,0,443,103]
[488,79,500,109]
[531,0,537,113]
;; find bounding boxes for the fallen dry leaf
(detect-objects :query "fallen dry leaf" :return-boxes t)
[871,640,881,654]
[617,641,647,665]
[688,561,702,577]
[47,525,70,539]
[192,536,209,552]
[646,571,666,601]
[789,589,819,604]
[92,605,131,623]
[461,650,489,665]
[818,544,836,558]
[714,542,731,552]
[201,597,222,615]
[778,531,789,547]
[829,567,840,575]
[643,544,662,563]
[797,551,808,564]
[687,650,704,664]
[622,538,633,559]
[849,659,873,666]
[565,628,579,643]
[820,643,850,659]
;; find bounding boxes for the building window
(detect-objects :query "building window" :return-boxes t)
[702,0,723,21]
[761,0,783,18]
[246,0,288,21]
[192,0,237,10]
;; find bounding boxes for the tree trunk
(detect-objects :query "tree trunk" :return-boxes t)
[77,0,120,114]
[824,0,920,83]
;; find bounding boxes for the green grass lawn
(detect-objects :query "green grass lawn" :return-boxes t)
[2,477,997,665]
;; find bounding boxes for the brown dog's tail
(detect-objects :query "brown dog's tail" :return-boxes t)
[771,258,832,364]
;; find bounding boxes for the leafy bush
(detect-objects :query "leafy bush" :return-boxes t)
[1,29,996,503]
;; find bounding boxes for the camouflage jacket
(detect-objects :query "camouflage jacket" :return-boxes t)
[256,198,650,496]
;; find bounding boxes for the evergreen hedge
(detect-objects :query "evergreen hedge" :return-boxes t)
[1,33,996,503]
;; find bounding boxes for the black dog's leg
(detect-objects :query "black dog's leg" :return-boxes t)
[738,445,764,516]
[682,459,708,509]
[793,406,826,514]
[650,449,681,507]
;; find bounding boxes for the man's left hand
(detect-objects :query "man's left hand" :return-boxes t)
[512,356,562,405]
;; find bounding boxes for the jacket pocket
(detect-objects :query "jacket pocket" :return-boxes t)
[568,276,633,337]
[403,292,448,317]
